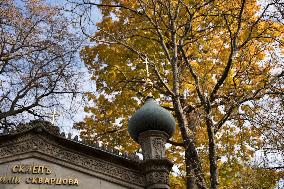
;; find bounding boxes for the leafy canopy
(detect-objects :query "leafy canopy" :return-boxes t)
[77,0,284,188]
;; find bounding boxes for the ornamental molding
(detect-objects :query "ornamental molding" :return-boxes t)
[0,132,145,189]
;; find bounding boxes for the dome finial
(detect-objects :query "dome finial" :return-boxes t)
[143,58,153,97]
[128,97,176,142]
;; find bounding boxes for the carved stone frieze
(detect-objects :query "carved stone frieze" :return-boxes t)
[138,130,167,160]
[138,131,173,188]
[4,120,141,163]
[0,133,145,187]
[145,171,169,185]
[152,137,165,159]
[141,137,151,160]
[13,120,60,136]
[143,159,173,188]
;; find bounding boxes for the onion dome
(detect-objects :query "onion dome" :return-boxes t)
[128,97,176,142]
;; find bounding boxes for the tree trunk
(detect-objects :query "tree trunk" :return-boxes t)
[185,154,198,189]
[185,143,207,189]
[206,114,219,189]
[173,98,207,189]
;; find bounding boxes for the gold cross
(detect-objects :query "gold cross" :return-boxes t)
[50,108,60,125]
[143,58,153,96]
[143,58,150,79]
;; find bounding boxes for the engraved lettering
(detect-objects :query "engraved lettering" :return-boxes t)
[68,179,73,185]
[18,165,25,173]
[62,179,68,185]
[1,176,6,184]
[27,166,32,174]
[56,178,62,185]
[74,179,79,185]
[50,178,56,184]
[6,177,11,184]
[37,166,44,174]
[12,165,18,173]
[38,177,43,184]
[32,166,38,174]
[0,176,21,184]
[0,176,6,184]
[45,167,51,175]
[32,177,37,184]
[26,177,31,184]
[44,178,50,184]
[2,165,79,186]
[15,177,20,184]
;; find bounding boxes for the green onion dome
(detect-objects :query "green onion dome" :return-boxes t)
[128,97,176,142]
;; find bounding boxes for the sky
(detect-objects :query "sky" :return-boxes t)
[42,0,101,135]
[7,0,284,187]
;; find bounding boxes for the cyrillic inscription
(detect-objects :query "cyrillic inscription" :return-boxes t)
[0,164,79,186]
[25,177,79,185]
[0,176,20,184]
[12,165,51,174]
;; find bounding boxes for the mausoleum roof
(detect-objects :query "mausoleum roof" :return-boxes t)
[0,120,141,165]
[0,120,145,188]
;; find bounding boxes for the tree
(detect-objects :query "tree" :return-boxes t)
[73,0,284,188]
[0,0,82,130]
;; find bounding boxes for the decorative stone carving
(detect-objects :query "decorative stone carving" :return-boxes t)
[138,130,173,189]
[145,172,168,186]
[152,137,164,159]
[4,120,139,163]
[142,159,173,188]
[0,133,145,187]
[138,130,168,160]
[12,120,60,136]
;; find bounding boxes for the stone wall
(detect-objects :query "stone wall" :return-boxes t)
[0,158,128,189]
[0,122,145,189]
